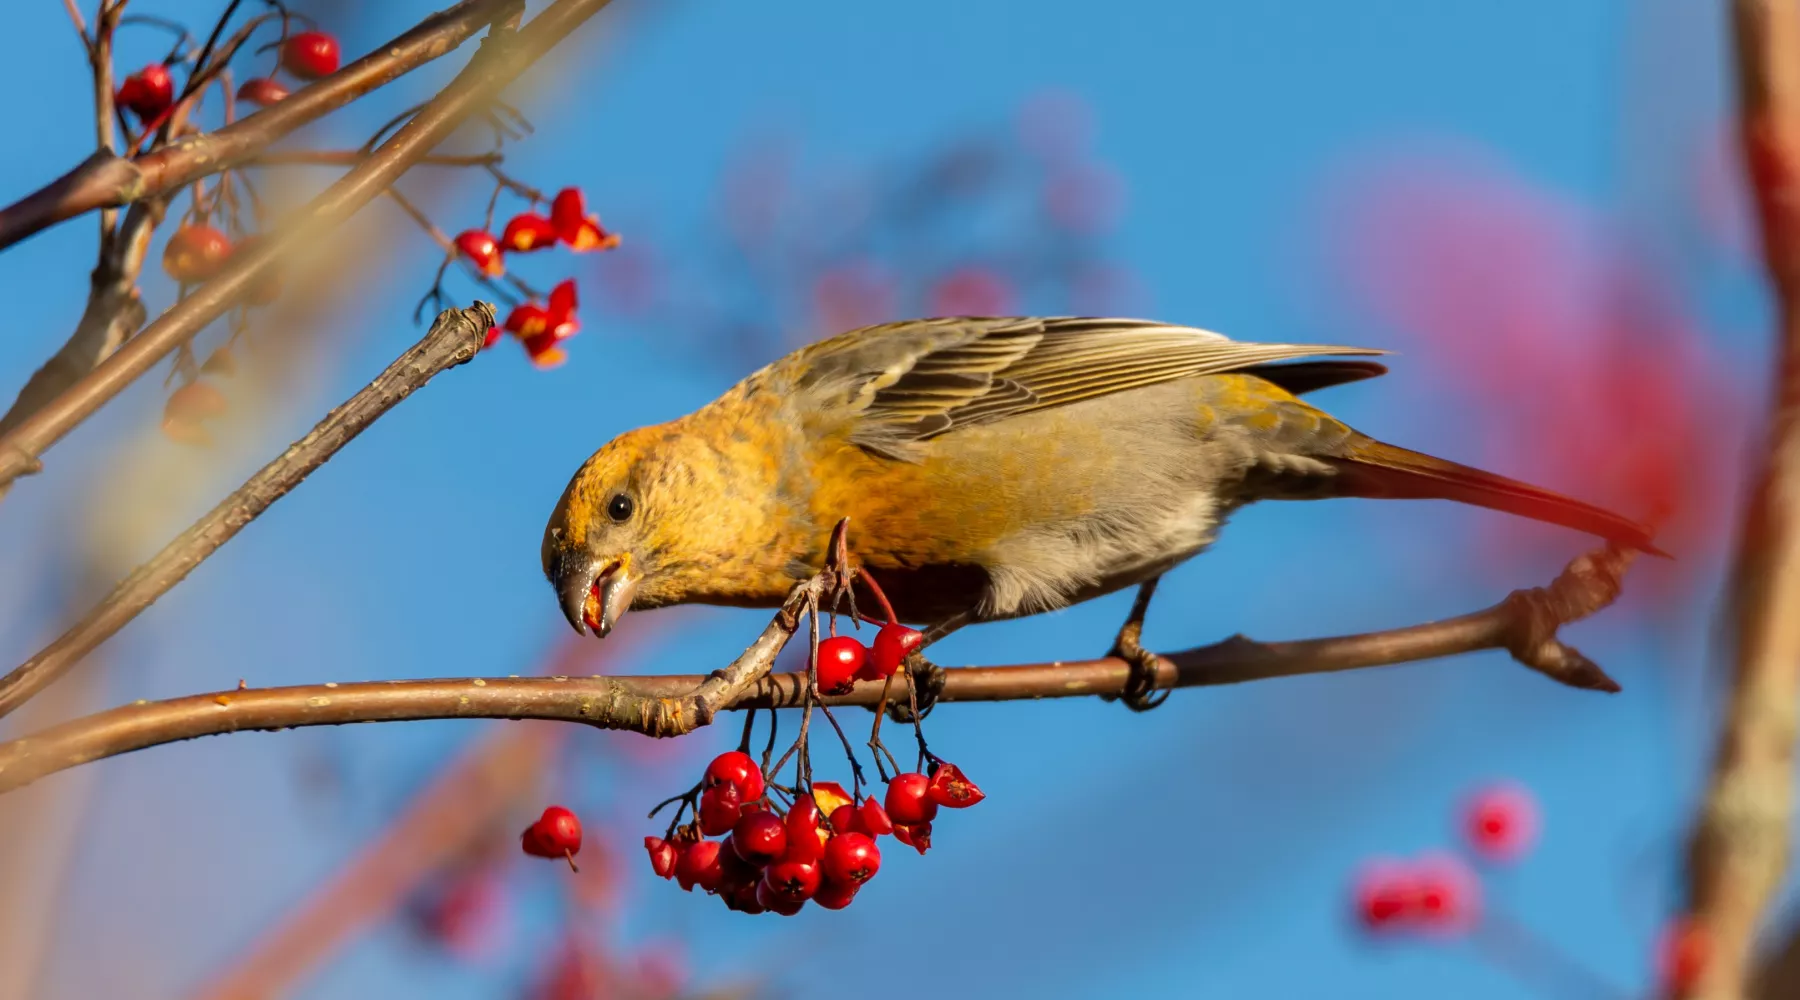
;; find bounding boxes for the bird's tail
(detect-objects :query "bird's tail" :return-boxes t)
[1328,437,1668,556]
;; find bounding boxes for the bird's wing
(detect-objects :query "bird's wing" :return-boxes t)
[792,317,1386,460]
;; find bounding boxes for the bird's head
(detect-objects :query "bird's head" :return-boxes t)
[541,426,679,638]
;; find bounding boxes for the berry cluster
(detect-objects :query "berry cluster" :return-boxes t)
[454,187,620,368]
[119,29,340,131]
[635,748,982,915]
[1351,783,1536,936]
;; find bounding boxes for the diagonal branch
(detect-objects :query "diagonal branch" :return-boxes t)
[0,0,617,503]
[0,0,517,254]
[0,544,1636,796]
[1680,2,1800,995]
[0,302,496,723]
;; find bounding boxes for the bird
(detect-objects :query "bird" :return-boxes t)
[541,316,1659,699]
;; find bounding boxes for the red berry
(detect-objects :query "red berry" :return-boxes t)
[117,63,174,120]
[1413,853,1480,934]
[813,877,859,910]
[550,187,621,252]
[698,781,742,836]
[501,212,560,252]
[521,805,583,866]
[165,381,228,423]
[1462,782,1539,863]
[884,772,938,825]
[927,761,985,809]
[754,876,805,915]
[762,857,822,903]
[643,836,677,879]
[828,803,861,835]
[1352,859,1416,931]
[815,636,866,694]
[281,31,341,79]
[722,875,765,914]
[823,833,881,885]
[891,821,932,855]
[674,839,723,892]
[1657,917,1709,993]
[482,326,502,349]
[454,229,504,277]
[865,622,924,680]
[784,797,827,862]
[704,751,766,802]
[235,77,290,106]
[162,225,233,283]
[731,810,786,866]
[857,796,894,837]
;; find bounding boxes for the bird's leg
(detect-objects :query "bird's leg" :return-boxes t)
[1103,577,1172,712]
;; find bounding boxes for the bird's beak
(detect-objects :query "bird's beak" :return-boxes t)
[554,552,639,638]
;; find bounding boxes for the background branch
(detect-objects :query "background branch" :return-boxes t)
[0,301,495,722]
[0,543,1634,795]
[0,0,614,503]
[1681,2,1800,996]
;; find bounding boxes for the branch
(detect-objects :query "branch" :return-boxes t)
[0,0,617,501]
[0,0,515,253]
[0,544,1635,796]
[247,151,505,168]
[0,302,495,722]
[1681,2,1800,995]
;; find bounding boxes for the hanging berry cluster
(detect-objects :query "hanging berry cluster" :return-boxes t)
[521,531,986,916]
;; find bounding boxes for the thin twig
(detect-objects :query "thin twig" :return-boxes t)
[0,303,496,720]
[0,544,1636,795]
[0,0,612,502]
[1680,2,1800,996]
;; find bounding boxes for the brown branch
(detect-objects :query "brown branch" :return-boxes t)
[0,0,616,502]
[1681,2,1800,996]
[0,544,1635,796]
[0,302,495,722]
[247,151,505,168]
[0,0,516,253]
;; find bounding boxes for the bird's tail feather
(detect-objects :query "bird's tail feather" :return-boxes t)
[1330,438,1668,556]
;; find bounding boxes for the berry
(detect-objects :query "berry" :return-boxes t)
[731,810,786,866]
[1657,918,1709,994]
[643,836,677,879]
[674,839,723,893]
[784,797,827,862]
[704,751,766,802]
[117,64,174,121]
[884,772,938,825]
[521,805,583,869]
[813,878,859,910]
[281,31,341,79]
[454,229,504,277]
[927,761,985,808]
[235,77,290,106]
[866,622,923,680]
[828,803,861,835]
[200,347,236,377]
[1462,782,1539,863]
[815,635,866,694]
[165,382,228,423]
[857,796,894,837]
[482,326,502,349]
[698,781,741,836]
[891,821,932,855]
[550,187,621,252]
[823,833,880,885]
[722,875,765,914]
[1351,859,1416,931]
[762,857,822,903]
[1413,853,1480,934]
[754,876,805,915]
[501,212,560,252]
[162,225,233,283]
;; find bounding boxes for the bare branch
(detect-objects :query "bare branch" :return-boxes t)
[1680,2,1800,995]
[0,0,617,501]
[0,544,1635,795]
[0,302,495,722]
[0,0,514,253]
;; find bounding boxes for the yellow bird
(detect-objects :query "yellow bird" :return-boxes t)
[541,317,1657,693]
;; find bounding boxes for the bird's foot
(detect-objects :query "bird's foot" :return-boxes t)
[1100,578,1170,712]
[886,652,945,724]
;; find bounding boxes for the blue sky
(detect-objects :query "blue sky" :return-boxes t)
[0,1,1778,998]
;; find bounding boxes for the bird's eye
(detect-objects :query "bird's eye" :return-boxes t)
[607,493,634,522]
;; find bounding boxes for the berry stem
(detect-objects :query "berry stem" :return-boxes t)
[562,849,579,874]
[857,566,899,625]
